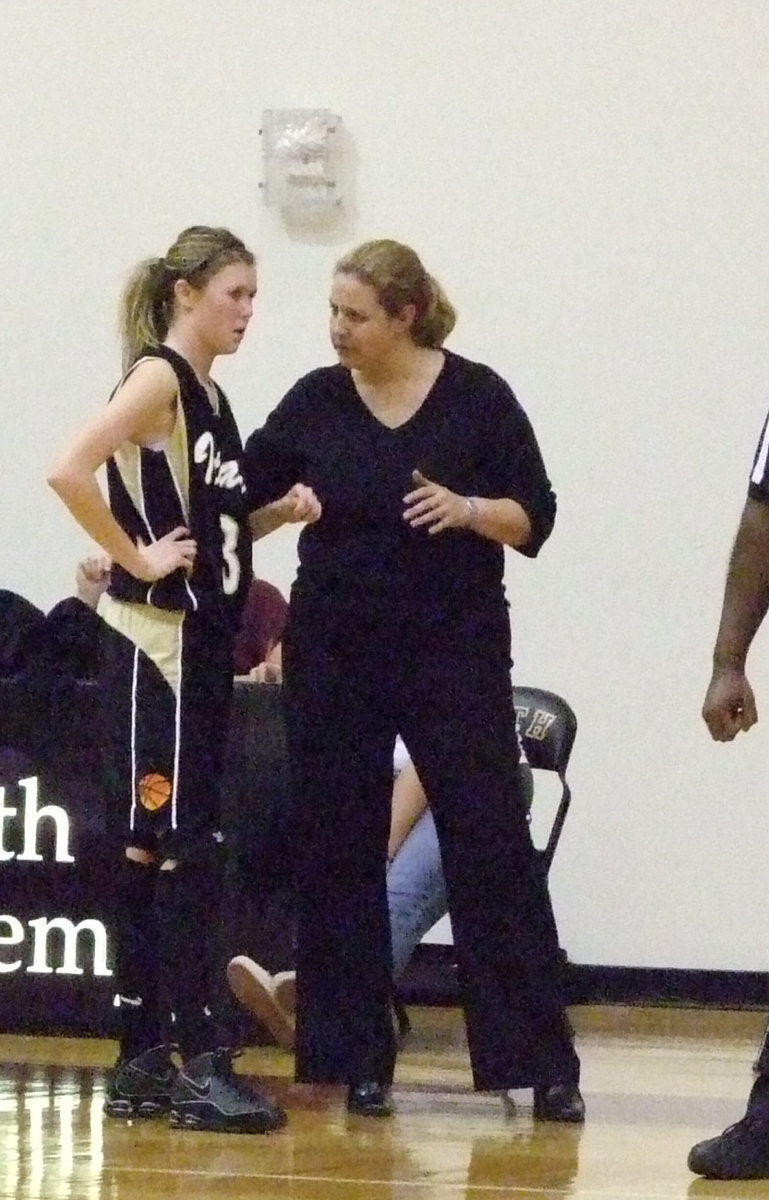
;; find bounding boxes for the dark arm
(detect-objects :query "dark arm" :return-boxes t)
[483,378,556,558]
[711,496,769,670]
[503,434,556,557]
[242,428,306,513]
[403,372,556,552]
[242,381,317,528]
[702,495,769,740]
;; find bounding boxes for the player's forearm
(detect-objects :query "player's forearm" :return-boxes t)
[250,492,304,540]
[47,467,145,578]
[468,496,532,549]
[248,500,291,541]
[712,496,769,669]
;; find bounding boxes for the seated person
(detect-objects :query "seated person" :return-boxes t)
[0,563,286,770]
[1,558,114,677]
[0,559,110,755]
[233,578,287,680]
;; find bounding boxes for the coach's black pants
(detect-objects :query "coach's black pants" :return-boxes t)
[282,591,579,1090]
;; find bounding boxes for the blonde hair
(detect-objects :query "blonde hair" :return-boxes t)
[334,239,456,348]
[118,225,255,369]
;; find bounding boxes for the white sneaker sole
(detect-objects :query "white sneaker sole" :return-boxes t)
[272,970,296,1016]
[227,956,295,1051]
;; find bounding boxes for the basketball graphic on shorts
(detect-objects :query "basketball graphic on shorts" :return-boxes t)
[137,772,172,811]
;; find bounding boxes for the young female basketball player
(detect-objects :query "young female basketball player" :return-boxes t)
[47,226,302,1134]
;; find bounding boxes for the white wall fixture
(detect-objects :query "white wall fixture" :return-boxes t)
[260,108,342,213]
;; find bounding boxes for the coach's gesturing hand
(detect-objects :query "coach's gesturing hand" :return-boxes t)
[402,469,473,534]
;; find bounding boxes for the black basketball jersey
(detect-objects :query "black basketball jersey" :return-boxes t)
[106,344,251,631]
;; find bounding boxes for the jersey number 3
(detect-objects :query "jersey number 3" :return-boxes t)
[220,514,241,596]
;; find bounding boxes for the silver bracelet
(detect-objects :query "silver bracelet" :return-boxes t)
[464,496,480,527]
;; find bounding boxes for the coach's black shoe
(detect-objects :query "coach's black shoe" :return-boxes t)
[104,1045,177,1119]
[688,1113,769,1179]
[169,1049,287,1133]
[347,1081,393,1118]
[533,1082,586,1124]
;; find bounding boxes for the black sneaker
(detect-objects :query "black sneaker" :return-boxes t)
[688,1113,769,1179]
[104,1045,177,1119]
[169,1049,287,1133]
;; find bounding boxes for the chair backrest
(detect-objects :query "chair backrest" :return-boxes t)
[513,686,577,779]
[512,685,577,871]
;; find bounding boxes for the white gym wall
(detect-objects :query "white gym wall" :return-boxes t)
[3,0,769,971]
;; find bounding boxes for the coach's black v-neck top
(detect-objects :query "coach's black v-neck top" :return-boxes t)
[244,351,556,615]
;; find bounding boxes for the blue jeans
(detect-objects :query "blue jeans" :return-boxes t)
[387,810,447,980]
[386,755,535,981]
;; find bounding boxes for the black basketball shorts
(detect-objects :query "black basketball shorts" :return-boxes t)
[99,596,233,857]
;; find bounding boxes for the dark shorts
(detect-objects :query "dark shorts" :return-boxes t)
[99,596,232,858]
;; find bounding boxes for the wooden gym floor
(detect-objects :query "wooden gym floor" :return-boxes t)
[1,1005,767,1200]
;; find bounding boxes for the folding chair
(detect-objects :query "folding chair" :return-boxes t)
[513,685,578,871]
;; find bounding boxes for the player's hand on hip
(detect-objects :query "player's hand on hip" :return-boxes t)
[135,527,197,581]
[403,469,472,535]
[702,667,758,741]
